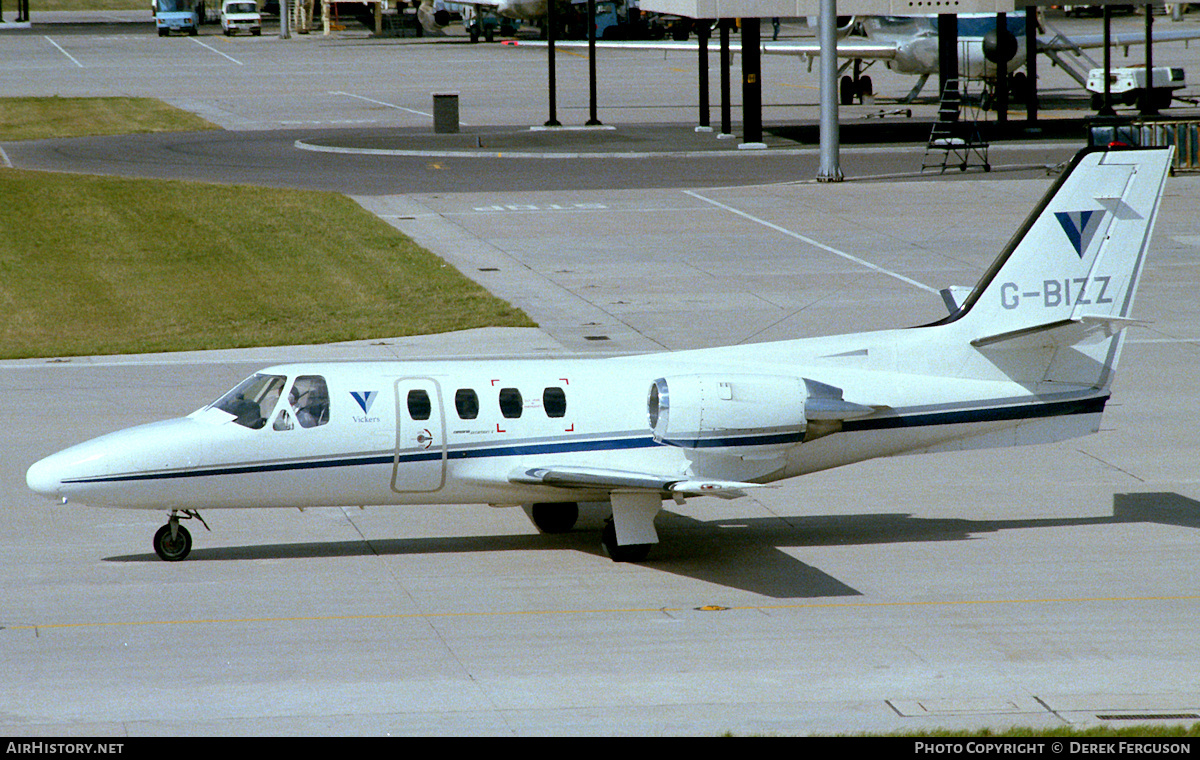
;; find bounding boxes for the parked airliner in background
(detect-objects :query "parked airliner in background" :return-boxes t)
[515,12,1200,104]
[27,147,1173,563]
[417,0,542,36]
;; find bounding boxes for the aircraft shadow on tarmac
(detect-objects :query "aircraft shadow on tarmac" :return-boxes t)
[104,492,1200,600]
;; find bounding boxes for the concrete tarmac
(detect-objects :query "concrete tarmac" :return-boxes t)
[2,11,1200,737]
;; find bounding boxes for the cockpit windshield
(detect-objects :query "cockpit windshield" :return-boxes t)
[211,373,286,429]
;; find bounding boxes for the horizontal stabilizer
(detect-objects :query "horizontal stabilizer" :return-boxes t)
[510,466,763,500]
[971,314,1146,350]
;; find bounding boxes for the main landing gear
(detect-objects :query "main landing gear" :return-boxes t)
[601,521,652,563]
[529,501,580,534]
[527,498,659,563]
[153,509,209,562]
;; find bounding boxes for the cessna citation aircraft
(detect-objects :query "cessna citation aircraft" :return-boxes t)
[27,147,1173,563]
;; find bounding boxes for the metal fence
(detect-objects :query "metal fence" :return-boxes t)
[1090,118,1200,172]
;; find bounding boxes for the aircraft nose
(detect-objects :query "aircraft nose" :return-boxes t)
[26,452,67,502]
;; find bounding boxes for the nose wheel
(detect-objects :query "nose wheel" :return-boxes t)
[153,509,208,561]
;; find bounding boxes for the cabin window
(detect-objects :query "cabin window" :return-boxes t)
[289,375,329,428]
[543,387,567,418]
[455,388,479,420]
[407,389,432,421]
[498,387,523,419]
[212,373,287,430]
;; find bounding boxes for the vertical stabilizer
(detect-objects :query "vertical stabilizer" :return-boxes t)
[942,147,1173,387]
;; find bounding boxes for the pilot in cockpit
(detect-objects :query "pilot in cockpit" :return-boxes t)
[289,376,329,428]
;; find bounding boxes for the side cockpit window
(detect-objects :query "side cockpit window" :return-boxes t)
[289,375,330,428]
[212,373,287,429]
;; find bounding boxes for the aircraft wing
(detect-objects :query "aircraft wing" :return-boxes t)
[505,39,899,61]
[1039,27,1200,52]
[761,40,898,60]
[509,465,764,499]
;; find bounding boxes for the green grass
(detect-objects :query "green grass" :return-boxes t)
[0,96,533,358]
[0,169,534,358]
[28,0,145,11]
[0,97,219,141]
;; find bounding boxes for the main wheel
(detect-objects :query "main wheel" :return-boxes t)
[153,523,192,562]
[839,75,855,106]
[531,502,579,534]
[601,521,651,563]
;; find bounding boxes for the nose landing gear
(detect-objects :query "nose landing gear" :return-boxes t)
[153,509,209,562]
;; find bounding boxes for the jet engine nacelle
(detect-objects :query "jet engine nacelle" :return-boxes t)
[804,15,858,38]
[647,374,808,456]
[416,0,451,32]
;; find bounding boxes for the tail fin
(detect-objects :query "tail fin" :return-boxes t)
[940,146,1174,387]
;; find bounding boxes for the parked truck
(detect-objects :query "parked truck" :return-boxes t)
[1088,66,1187,111]
[153,0,201,35]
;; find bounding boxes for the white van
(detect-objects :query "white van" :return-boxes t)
[220,0,262,35]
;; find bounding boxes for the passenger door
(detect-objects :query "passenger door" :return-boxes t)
[392,377,447,493]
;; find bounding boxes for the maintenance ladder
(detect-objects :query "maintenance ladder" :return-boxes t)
[921,79,990,174]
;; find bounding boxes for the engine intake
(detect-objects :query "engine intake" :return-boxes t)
[648,375,808,455]
[648,375,878,457]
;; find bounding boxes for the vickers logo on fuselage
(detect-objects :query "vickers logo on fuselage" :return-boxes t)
[1054,209,1104,258]
[351,391,378,414]
[350,391,380,423]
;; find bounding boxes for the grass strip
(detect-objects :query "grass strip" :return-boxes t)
[0,169,533,358]
[0,97,220,141]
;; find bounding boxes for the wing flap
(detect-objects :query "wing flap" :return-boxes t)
[1040,28,1200,52]
[510,465,763,500]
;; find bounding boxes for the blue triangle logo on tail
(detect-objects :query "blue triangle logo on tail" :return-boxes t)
[1054,209,1103,258]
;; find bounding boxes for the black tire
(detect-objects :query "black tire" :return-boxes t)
[531,502,579,534]
[601,521,651,563]
[154,523,192,562]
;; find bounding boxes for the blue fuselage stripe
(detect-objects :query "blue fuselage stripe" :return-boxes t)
[64,394,1106,485]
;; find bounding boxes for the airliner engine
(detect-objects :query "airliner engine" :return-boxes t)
[804,15,858,38]
[416,0,451,31]
[417,0,551,33]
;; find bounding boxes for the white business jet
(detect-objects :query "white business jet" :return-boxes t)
[27,147,1173,563]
